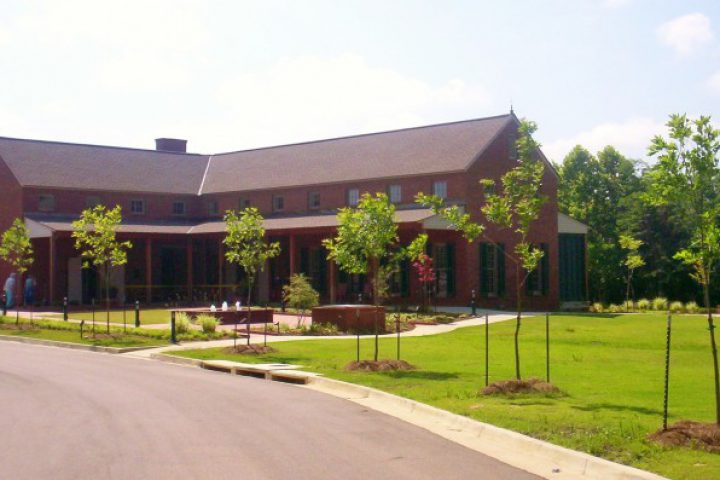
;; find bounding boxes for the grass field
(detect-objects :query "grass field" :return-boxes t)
[0,316,162,347]
[47,308,173,325]
[172,313,720,480]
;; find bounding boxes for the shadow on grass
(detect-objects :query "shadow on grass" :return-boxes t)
[572,402,663,416]
[380,370,459,380]
[550,312,622,319]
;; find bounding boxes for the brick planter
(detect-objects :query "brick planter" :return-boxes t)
[312,305,386,333]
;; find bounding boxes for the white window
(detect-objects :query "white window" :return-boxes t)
[172,201,186,216]
[272,195,284,212]
[38,194,55,212]
[388,184,402,204]
[347,189,360,206]
[433,181,448,199]
[130,199,145,215]
[239,198,250,210]
[208,200,219,216]
[308,192,321,210]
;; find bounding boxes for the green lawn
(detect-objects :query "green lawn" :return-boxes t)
[172,313,720,480]
[47,308,173,325]
[0,316,162,347]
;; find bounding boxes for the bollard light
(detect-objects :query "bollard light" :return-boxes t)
[471,289,477,316]
[63,297,68,322]
[134,300,140,328]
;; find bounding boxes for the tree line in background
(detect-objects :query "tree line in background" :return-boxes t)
[556,115,720,307]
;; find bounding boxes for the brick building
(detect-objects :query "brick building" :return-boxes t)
[0,112,587,310]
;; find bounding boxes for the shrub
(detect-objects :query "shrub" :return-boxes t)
[669,301,685,314]
[637,298,650,311]
[282,274,320,327]
[175,312,191,334]
[305,322,339,336]
[652,297,668,311]
[608,304,624,313]
[198,314,217,333]
[685,301,700,314]
[590,302,604,313]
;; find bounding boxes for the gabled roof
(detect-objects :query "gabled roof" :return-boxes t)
[201,114,513,194]
[0,137,209,195]
[0,113,515,195]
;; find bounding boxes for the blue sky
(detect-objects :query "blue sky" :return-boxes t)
[0,0,718,162]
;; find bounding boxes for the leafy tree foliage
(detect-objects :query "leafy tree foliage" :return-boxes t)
[323,192,426,361]
[0,218,34,324]
[71,205,132,334]
[224,207,280,345]
[619,234,645,310]
[283,273,320,327]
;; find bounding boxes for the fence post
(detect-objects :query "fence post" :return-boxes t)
[170,311,177,344]
[91,298,96,335]
[62,296,68,321]
[546,312,550,383]
[485,313,489,387]
[1,292,6,317]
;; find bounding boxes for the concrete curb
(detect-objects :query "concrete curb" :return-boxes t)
[304,376,668,480]
[150,353,203,366]
[0,334,161,354]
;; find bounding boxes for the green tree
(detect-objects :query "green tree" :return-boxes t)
[558,145,642,303]
[224,207,281,346]
[418,119,547,380]
[71,205,132,334]
[323,192,426,361]
[619,234,645,311]
[0,218,34,324]
[645,113,720,424]
[282,273,320,328]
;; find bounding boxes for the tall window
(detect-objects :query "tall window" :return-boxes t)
[208,200,219,216]
[480,243,505,297]
[526,243,549,296]
[347,188,360,206]
[272,195,284,212]
[38,194,55,212]
[308,192,321,210]
[239,198,250,210]
[130,199,145,215]
[388,184,402,204]
[433,243,455,298]
[172,201,186,216]
[433,180,448,199]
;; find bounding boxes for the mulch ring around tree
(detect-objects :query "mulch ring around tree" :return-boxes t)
[480,378,560,396]
[345,360,416,372]
[223,344,277,355]
[648,421,720,452]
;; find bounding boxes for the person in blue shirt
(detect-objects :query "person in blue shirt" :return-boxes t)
[3,273,16,309]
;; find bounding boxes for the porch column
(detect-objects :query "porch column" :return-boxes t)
[48,234,55,304]
[186,239,193,302]
[218,238,224,299]
[329,258,336,304]
[289,235,296,276]
[145,238,152,303]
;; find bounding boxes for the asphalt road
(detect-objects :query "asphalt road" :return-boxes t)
[0,342,539,480]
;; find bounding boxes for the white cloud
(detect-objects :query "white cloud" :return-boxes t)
[656,13,714,56]
[707,71,720,95]
[542,117,666,162]
[602,0,632,8]
[205,54,492,151]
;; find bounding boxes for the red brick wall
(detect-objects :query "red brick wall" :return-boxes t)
[0,157,23,291]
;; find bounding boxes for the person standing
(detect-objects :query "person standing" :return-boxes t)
[3,273,16,309]
[24,275,35,306]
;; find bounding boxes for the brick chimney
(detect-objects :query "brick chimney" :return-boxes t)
[155,138,187,153]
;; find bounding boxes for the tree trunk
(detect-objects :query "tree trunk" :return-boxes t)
[246,276,254,347]
[15,270,20,325]
[515,264,522,380]
[105,264,111,334]
[703,281,720,425]
[372,258,380,362]
[625,271,632,312]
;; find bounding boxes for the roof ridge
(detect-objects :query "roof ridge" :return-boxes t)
[0,135,207,157]
[212,114,512,156]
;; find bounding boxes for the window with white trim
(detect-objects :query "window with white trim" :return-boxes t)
[38,194,55,212]
[130,199,145,215]
[388,184,401,204]
[308,192,321,210]
[347,188,360,207]
[172,201,186,216]
[433,181,448,199]
[272,195,284,212]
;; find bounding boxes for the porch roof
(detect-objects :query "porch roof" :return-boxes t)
[25,208,442,238]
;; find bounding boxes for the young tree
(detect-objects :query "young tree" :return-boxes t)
[645,114,720,424]
[0,218,34,324]
[71,205,132,334]
[323,193,426,361]
[619,234,645,311]
[412,253,436,312]
[418,119,547,380]
[282,273,320,328]
[224,207,281,346]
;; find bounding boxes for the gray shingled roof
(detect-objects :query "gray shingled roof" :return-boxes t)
[0,114,514,195]
[0,137,209,194]
[201,115,512,194]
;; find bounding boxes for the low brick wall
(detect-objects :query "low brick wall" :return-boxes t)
[312,305,385,333]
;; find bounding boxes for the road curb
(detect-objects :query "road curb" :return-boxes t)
[305,376,668,480]
[0,334,160,354]
[150,352,203,366]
